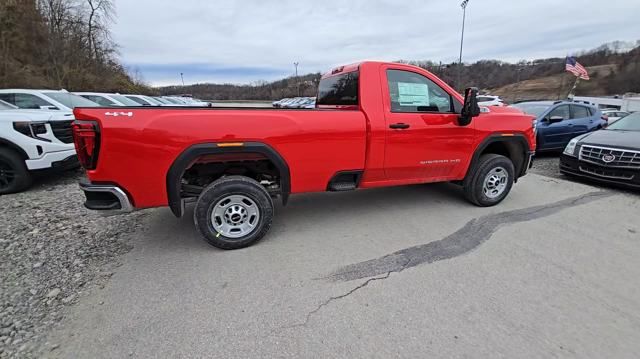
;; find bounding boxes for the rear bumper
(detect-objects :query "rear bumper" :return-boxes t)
[79,180,134,212]
[559,154,640,189]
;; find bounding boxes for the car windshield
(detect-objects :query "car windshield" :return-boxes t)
[110,94,141,106]
[43,92,100,109]
[162,97,181,104]
[511,103,551,117]
[44,92,99,108]
[606,112,640,131]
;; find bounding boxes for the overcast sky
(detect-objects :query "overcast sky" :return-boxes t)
[112,0,640,86]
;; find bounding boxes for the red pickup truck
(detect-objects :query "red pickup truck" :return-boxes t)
[72,61,536,249]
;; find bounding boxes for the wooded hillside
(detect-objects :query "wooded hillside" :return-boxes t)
[0,0,147,93]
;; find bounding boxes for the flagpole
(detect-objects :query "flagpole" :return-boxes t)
[567,76,580,100]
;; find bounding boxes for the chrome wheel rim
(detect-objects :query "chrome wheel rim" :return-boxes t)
[211,195,260,239]
[0,160,16,190]
[483,167,508,199]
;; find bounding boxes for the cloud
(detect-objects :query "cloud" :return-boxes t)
[112,0,640,85]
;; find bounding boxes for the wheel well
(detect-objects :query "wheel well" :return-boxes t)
[166,142,290,217]
[180,153,281,197]
[0,139,28,160]
[476,139,527,178]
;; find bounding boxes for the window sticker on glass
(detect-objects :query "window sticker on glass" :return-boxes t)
[397,82,429,106]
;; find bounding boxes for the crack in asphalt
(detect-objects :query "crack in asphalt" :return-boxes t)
[327,190,613,282]
[273,190,613,332]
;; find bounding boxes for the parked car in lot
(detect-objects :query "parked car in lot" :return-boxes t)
[0,89,99,111]
[477,95,505,107]
[123,94,164,106]
[560,111,640,189]
[73,61,536,249]
[272,98,290,107]
[175,96,211,107]
[75,92,142,107]
[0,100,76,194]
[601,109,630,124]
[511,101,607,152]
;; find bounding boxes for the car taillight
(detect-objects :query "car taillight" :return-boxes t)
[71,121,100,170]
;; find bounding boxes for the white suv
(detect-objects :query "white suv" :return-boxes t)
[0,89,99,112]
[0,100,77,194]
[477,95,505,107]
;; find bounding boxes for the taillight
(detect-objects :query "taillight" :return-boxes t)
[71,121,100,170]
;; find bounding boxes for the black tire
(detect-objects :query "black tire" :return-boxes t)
[194,175,273,250]
[463,154,515,207]
[0,148,32,195]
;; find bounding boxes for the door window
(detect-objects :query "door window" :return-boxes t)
[547,105,570,120]
[0,93,55,109]
[386,70,452,113]
[571,105,590,119]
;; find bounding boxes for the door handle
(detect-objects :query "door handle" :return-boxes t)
[389,123,410,129]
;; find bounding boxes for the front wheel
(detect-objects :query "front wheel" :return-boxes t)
[0,148,32,195]
[463,154,515,207]
[194,175,274,249]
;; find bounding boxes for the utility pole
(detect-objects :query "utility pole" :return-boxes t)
[513,67,524,103]
[180,72,185,87]
[458,0,469,92]
[293,62,300,96]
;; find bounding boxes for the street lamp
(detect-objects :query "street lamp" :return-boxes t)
[457,0,469,91]
[180,72,185,87]
[293,62,300,96]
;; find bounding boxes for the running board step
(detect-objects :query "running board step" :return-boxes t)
[329,182,357,191]
[327,170,363,192]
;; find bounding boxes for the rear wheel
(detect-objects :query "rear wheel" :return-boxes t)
[463,154,514,207]
[0,148,32,195]
[194,175,273,249]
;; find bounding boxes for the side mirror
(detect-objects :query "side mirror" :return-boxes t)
[548,116,564,124]
[458,87,480,126]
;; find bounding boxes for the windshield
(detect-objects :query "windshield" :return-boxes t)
[153,97,171,104]
[143,96,163,105]
[607,112,640,131]
[110,94,141,106]
[511,103,550,117]
[162,97,181,104]
[44,92,99,108]
[0,99,17,110]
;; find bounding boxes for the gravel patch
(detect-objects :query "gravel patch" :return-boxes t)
[0,169,149,358]
[530,154,562,180]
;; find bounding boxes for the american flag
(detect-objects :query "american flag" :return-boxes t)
[565,56,590,80]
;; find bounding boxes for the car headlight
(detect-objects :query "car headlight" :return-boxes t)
[563,138,578,157]
[13,122,51,142]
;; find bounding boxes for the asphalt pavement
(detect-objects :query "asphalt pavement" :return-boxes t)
[45,173,640,358]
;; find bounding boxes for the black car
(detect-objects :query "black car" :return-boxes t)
[560,112,640,189]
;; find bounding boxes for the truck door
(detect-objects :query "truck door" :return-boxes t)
[382,67,474,182]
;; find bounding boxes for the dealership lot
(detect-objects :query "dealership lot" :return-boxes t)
[36,172,640,358]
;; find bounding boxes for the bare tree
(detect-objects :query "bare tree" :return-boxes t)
[86,0,114,60]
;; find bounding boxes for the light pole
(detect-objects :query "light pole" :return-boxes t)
[457,0,469,91]
[293,62,299,96]
[180,72,185,87]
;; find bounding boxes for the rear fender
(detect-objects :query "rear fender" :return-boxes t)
[166,142,290,217]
